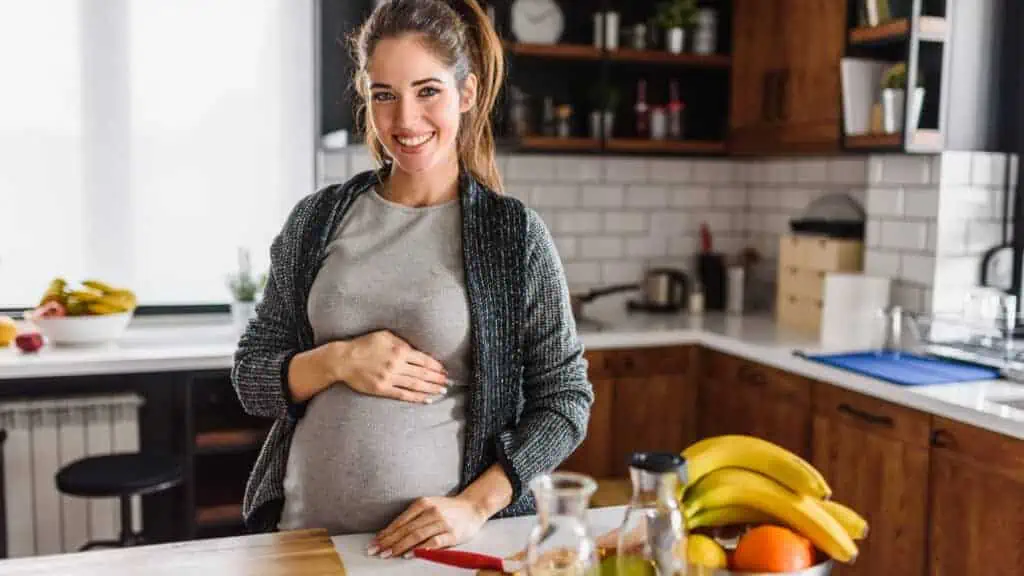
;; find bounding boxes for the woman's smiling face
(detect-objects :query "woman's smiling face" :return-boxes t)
[366,33,476,174]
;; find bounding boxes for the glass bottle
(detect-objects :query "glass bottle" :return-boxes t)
[616,452,689,575]
[634,79,650,138]
[526,472,599,576]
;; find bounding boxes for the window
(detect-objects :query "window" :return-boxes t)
[0,1,316,309]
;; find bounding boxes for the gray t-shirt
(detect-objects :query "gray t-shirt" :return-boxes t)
[279,188,470,534]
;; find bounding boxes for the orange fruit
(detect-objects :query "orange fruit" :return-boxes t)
[731,525,815,573]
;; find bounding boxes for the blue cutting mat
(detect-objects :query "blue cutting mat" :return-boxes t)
[802,351,1000,386]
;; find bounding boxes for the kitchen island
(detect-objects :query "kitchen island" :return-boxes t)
[0,507,626,575]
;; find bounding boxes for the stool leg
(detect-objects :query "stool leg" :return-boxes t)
[118,496,140,547]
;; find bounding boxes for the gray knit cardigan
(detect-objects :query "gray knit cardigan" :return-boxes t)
[231,169,593,532]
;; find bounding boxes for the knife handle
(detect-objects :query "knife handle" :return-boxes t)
[413,548,504,571]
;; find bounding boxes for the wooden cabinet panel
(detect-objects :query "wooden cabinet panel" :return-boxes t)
[585,346,690,381]
[610,374,692,477]
[559,378,614,478]
[698,351,812,459]
[729,0,783,149]
[928,417,1024,576]
[811,388,930,576]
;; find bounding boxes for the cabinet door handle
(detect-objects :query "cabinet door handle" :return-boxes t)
[931,429,956,449]
[837,403,894,428]
[737,365,767,388]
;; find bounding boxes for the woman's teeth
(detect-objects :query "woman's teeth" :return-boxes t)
[395,133,434,147]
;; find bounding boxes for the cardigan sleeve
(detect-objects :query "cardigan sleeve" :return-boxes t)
[495,209,594,502]
[231,195,312,420]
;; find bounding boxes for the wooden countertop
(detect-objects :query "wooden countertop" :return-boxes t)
[0,529,345,576]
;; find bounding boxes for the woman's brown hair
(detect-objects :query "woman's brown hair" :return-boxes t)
[352,0,505,192]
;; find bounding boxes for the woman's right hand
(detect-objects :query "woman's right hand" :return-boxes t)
[328,330,449,403]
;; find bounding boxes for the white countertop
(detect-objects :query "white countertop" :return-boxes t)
[331,506,624,575]
[1,300,1023,439]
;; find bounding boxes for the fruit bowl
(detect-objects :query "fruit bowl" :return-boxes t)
[30,311,134,346]
[688,559,834,576]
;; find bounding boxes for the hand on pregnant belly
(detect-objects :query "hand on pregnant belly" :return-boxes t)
[371,496,486,558]
[332,330,449,403]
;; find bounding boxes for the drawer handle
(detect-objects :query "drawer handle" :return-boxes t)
[837,403,893,427]
[931,429,956,449]
[737,365,767,388]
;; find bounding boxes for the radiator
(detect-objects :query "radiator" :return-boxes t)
[0,394,144,558]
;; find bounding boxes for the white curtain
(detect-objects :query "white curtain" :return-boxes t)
[0,0,316,308]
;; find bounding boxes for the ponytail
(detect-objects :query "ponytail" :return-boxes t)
[353,0,506,192]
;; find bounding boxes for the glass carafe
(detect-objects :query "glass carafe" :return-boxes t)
[616,452,689,575]
[526,472,599,576]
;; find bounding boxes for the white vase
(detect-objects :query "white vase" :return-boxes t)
[232,301,257,333]
[882,87,925,134]
[602,110,615,138]
[667,27,685,54]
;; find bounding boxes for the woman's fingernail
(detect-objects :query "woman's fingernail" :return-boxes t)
[403,551,414,560]
[380,549,393,559]
[367,545,378,556]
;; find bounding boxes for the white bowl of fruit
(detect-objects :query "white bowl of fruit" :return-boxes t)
[26,278,137,346]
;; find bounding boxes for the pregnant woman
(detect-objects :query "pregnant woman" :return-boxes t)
[231,0,593,560]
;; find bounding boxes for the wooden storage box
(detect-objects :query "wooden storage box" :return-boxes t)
[776,235,864,333]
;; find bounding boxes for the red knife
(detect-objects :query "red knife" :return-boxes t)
[412,548,524,573]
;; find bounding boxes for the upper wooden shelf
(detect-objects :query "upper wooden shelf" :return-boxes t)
[844,129,942,152]
[606,138,727,154]
[848,17,947,45]
[845,132,902,149]
[505,42,731,67]
[510,136,601,152]
[505,42,601,60]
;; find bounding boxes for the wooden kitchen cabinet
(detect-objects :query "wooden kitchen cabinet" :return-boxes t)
[697,351,813,459]
[729,0,846,155]
[811,384,930,576]
[928,416,1024,576]
[560,347,695,480]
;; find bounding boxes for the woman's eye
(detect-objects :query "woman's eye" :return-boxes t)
[371,92,394,102]
[418,86,440,98]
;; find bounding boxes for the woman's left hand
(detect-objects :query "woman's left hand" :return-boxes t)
[370,496,486,559]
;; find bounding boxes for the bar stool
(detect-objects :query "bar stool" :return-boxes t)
[56,453,182,550]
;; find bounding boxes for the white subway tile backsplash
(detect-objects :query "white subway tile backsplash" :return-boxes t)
[866,188,903,217]
[892,283,924,313]
[766,160,796,183]
[965,220,1004,252]
[782,188,814,211]
[650,211,691,236]
[581,185,625,208]
[531,185,578,207]
[604,158,647,183]
[865,250,900,277]
[670,186,712,208]
[749,191,778,209]
[866,220,882,247]
[902,189,939,218]
[971,152,1008,187]
[827,158,868,185]
[715,235,744,255]
[602,260,645,284]
[900,254,936,285]
[704,211,733,234]
[320,151,348,182]
[933,218,968,255]
[875,155,933,185]
[505,184,532,203]
[626,236,668,258]
[936,151,971,186]
[564,261,601,286]
[880,221,928,251]
[693,160,731,184]
[795,159,828,184]
[555,156,602,182]
[604,211,647,233]
[625,185,669,208]
[712,187,748,208]
[507,155,556,181]
[668,236,697,257]
[580,236,625,259]
[350,149,376,174]
[648,159,692,183]
[934,256,981,287]
[766,213,790,234]
[557,211,601,234]
[553,236,578,259]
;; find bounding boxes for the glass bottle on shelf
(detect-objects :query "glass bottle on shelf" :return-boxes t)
[615,452,689,575]
[634,79,650,138]
[668,80,684,140]
[526,472,599,576]
[556,104,573,138]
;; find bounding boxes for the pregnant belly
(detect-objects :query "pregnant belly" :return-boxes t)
[281,384,467,534]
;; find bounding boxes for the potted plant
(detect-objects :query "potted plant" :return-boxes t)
[654,0,698,54]
[880,62,925,134]
[226,247,267,333]
[589,85,620,139]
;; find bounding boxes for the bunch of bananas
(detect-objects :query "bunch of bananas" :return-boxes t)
[681,435,868,564]
[39,278,137,316]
